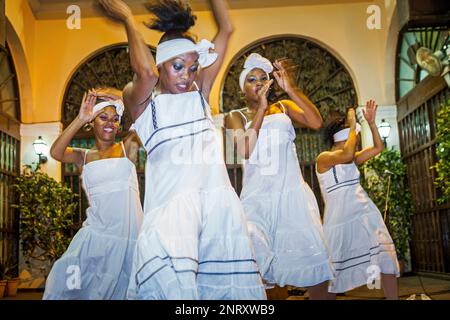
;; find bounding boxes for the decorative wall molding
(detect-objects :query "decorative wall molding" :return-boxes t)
[28,0,371,20]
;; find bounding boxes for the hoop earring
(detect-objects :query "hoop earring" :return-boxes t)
[83,122,93,132]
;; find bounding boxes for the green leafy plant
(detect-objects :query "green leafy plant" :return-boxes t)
[0,257,18,280]
[361,149,413,261]
[434,99,450,204]
[12,165,78,265]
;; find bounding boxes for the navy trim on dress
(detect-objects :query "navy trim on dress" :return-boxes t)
[333,246,397,272]
[326,178,360,191]
[151,99,158,130]
[147,128,213,156]
[332,166,339,184]
[197,271,260,276]
[198,259,256,265]
[135,256,261,288]
[144,117,208,147]
[327,181,360,193]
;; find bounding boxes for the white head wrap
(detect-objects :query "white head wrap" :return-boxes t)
[93,100,124,121]
[333,123,362,142]
[239,53,274,91]
[155,38,218,67]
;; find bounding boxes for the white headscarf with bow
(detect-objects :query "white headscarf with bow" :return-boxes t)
[239,53,274,91]
[155,38,218,67]
[333,123,362,142]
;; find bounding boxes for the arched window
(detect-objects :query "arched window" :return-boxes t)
[396,27,449,100]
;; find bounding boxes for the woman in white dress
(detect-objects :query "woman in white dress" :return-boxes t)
[316,102,399,299]
[98,0,265,299]
[43,88,143,299]
[225,53,334,300]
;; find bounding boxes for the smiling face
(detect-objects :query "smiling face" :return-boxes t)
[243,68,269,102]
[158,52,200,94]
[92,106,120,142]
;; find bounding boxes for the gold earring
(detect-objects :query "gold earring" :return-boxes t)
[83,122,93,132]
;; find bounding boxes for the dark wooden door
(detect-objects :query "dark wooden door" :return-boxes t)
[398,76,450,274]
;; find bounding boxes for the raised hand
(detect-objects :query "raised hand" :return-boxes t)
[258,79,274,112]
[78,90,98,124]
[347,107,356,130]
[98,0,133,23]
[272,58,296,93]
[362,100,378,125]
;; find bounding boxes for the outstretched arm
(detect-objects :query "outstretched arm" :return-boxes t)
[50,91,98,168]
[355,100,384,165]
[198,0,233,100]
[272,59,323,130]
[316,108,357,174]
[99,0,158,121]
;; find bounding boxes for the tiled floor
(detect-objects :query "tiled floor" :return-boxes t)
[288,275,450,300]
[2,275,450,300]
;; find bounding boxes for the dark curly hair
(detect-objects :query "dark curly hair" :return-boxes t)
[145,0,197,44]
[323,116,347,146]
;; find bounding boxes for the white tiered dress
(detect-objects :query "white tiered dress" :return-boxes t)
[127,90,266,300]
[316,162,400,293]
[44,142,144,299]
[238,110,334,288]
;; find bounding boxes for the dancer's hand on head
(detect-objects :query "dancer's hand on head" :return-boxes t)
[362,100,378,125]
[258,79,274,111]
[78,90,99,124]
[273,58,296,93]
[98,0,133,23]
[347,107,356,130]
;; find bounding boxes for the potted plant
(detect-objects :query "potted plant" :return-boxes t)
[12,165,78,281]
[2,257,19,297]
[0,262,7,299]
[361,149,414,274]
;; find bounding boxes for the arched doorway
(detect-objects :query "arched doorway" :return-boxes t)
[61,43,155,229]
[0,43,21,268]
[220,35,358,210]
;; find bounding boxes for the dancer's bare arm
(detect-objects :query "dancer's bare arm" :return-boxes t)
[99,0,158,121]
[272,59,323,130]
[123,131,143,164]
[316,108,357,174]
[51,91,98,169]
[198,0,233,100]
[355,100,384,165]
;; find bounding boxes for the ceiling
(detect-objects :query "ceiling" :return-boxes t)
[28,0,372,20]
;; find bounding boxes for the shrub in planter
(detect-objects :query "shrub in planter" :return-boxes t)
[360,149,414,267]
[0,259,16,298]
[12,165,78,276]
[0,280,6,299]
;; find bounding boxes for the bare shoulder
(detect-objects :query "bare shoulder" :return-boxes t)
[225,110,246,129]
[123,131,142,147]
[316,151,336,174]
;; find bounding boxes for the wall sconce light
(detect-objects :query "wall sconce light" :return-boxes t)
[378,119,391,148]
[33,136,48,164]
